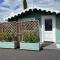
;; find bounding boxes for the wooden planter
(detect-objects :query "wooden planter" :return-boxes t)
[0,41,15,48]
[20,42,40,50]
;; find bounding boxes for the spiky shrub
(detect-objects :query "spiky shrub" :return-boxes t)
[23,31,39,43]
[0,32,14,42]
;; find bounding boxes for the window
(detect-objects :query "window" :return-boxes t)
[45,19,52,31]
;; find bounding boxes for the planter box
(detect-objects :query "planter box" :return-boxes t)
[0,42,15,48]
[20,42,40,50]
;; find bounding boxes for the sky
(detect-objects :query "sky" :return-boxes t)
[0,0,60,22]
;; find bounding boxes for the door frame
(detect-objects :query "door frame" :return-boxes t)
[41,15,56,43]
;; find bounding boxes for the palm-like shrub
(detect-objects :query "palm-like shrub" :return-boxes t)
[23,31,39,43]
[0,32,14,42]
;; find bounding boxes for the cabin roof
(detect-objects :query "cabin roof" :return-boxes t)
[20,7,60,14]
[8,7,60,22]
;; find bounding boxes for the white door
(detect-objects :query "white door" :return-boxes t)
[41,16,56,42]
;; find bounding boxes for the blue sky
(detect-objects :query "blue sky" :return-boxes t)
[0,0,60,22]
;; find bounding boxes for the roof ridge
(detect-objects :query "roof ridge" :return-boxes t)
[21,7,60,14]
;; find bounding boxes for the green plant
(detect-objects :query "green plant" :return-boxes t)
[0,32,14,42]
[23,31,39,43]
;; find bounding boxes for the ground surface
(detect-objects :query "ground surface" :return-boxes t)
[0,49,60,60]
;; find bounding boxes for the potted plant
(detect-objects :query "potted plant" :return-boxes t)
[20,31,40,50]
[0,32,15,48]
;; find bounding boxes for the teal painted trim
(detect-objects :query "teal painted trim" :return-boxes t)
[56,29,60,44]
[20,43,40,50]
[56,16,60,44]
[0,42,14,48]
[38,19,41,43]
[40,22,42,43]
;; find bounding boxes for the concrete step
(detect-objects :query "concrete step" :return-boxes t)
[43,43,57,49]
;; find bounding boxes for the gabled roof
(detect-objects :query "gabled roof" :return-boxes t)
[20,7,60,14]
[8,7,60,22]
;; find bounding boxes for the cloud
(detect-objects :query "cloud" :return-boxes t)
[0,0,60,22]
[0,6,12,22]
[0,0,23,22]
[1,0,23,10]
[27,0,60,10]
[54,0,60,2]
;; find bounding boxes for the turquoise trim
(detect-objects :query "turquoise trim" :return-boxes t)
[20,43,40,50]
[56,29,60,43]
[0,42,14,48]
[56,16,60,44]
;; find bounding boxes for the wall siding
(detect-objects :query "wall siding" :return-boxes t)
[19,12,60,44]
[56,16,60,43]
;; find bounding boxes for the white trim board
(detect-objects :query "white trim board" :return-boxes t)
[41,15,56,43]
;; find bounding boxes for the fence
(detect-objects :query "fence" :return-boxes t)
[0,20,39,42]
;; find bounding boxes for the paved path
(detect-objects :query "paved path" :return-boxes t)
[0,49,60,60]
